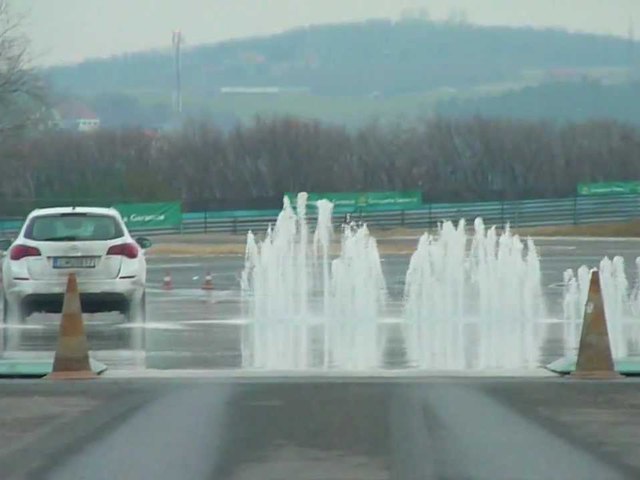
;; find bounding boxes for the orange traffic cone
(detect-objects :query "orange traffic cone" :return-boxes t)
[202,272,214,291]
[571,269,621,379]
[163,271,173,291]
[47,274,97,380]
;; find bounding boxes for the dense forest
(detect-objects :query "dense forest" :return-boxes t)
[81,80,640,130]
[44,19,640,128]
[1,116,638,215]
[47,19,634,97]
[4,8,640,218]
[438,82,640,124]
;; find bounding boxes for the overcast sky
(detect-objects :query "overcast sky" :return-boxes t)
[11,0,640,66]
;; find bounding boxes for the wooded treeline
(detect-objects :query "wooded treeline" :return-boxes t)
[1,115,638,215]
[47,19,633,97]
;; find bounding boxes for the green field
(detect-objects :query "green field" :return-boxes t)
[128,80,536,126]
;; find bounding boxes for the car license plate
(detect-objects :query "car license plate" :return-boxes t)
[52,257,97,269]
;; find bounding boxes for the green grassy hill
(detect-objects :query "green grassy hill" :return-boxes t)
[45,19,638,127]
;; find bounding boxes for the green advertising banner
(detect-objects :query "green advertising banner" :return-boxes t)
[577,182,640,196]
[285,191,422,211]
[113,202,182,230]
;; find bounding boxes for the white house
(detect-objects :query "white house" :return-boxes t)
[54,101,101,132]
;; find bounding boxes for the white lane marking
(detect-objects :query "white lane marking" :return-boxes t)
[540,256,607,262]
[174,317,568,326]
[244,400,284,407]
[180,319,250,325]
[0,324,45,330]
[531,236,640,242]
[149,297,208,303]
[147,254,243,259]
[115,322,188,330]
[102,368,558,379]
[147,263,205,270]
[147,287,237,297]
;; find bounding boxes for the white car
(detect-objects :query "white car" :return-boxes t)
[1,206,150,323]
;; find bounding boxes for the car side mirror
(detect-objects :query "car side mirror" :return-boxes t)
[136,237,152,250]
[0,239,12,252]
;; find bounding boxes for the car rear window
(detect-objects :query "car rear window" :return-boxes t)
[24,214,124,241]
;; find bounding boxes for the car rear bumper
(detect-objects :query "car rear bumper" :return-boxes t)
[4,277,143,315]
[21,292,130,314]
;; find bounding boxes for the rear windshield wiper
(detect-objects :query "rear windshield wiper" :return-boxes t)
[41,236,79,242]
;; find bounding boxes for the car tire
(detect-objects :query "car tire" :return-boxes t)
[1,295,6,354]
[2,295,7,325]
[3,296,25,324]
[2,295,25,354]
[126,291,146,323]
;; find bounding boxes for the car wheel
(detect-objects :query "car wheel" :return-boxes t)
[3,296,24,324]
[2,295,7,325]
[2,295,25,354]
[126,291,146,323]
[1,295,6,354]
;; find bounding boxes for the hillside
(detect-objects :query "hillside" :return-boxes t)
[437,81,640,124]
[47,19,635,95]
[44,19,638,126]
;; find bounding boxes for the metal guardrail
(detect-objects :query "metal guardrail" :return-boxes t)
[0,194,639,238]
[171,194,640,235]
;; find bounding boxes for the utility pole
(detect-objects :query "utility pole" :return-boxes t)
[628,16,637,80]
[172,30,183,114]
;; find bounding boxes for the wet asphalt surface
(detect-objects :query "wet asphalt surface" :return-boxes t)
[4,235,640,370]
[1,236,640,479]
[2,378,640,479]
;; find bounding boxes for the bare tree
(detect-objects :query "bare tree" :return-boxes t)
[0,0,45,137]
[2,114,640,212]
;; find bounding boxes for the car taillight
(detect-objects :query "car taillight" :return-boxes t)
[107,242,139,259]
[10,244,41,261]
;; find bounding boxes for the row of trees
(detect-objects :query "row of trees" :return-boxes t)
[439,82,640,125]
[1,115,639,215]
[0,1,43,139]
[48,19,633,97]
[2,4,639,215]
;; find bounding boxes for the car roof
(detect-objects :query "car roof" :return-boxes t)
[26,206,120,218]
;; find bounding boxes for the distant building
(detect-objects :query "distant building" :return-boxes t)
[546,69,581,82]
[54,101,101,132]
[220,86,281,94]
[219,86,310,95]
